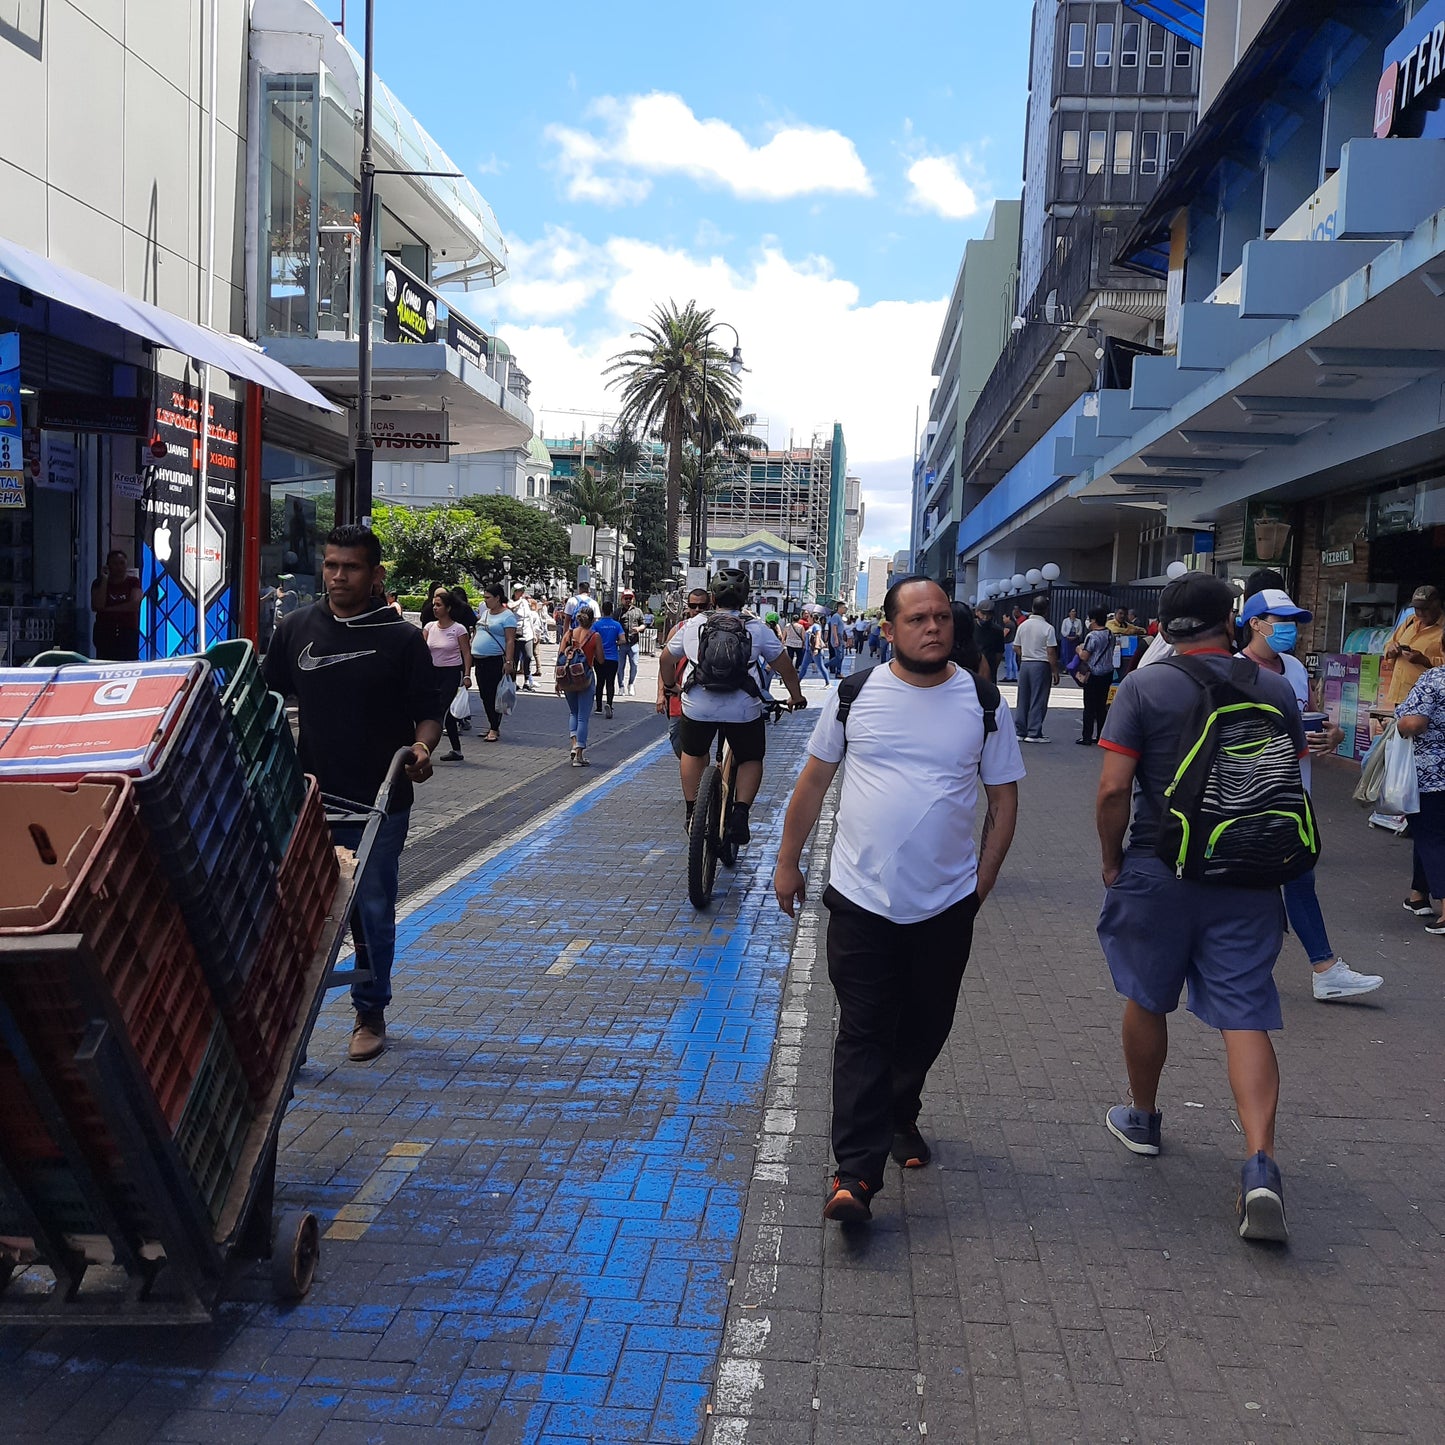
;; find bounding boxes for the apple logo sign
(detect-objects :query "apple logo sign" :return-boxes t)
[153,521,172,563]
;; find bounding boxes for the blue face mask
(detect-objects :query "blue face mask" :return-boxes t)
[1266,621,1298,653]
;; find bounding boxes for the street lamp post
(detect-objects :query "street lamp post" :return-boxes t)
[691,321,745,570]
[349,0,378,527]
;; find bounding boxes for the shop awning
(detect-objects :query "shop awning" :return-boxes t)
[0,237,337,412]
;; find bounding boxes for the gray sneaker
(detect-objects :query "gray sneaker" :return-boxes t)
[1106,1104,1162,1156]
[1312,958,1383,1001]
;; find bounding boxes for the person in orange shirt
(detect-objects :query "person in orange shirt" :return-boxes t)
[1384,586,1445,708]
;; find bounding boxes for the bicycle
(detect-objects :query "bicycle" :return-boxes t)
[687,698,793,910]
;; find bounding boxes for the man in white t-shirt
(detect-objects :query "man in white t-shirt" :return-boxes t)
[668,568,805,844]
[511,584,539,690]
[565,583,599,627]
[774,576,1025,1224]
[1013,595,1060,743]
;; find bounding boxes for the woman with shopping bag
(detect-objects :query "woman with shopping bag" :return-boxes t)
[1394,665,1445,929]
[472,583,519,743]
[423,586,473,762]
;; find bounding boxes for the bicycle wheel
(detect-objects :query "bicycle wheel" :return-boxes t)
[688,764,723,908]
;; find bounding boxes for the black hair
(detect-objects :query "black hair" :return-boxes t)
[881,573,947,622]
[482,582,506,602]
[1088,606,1108,626]
[602,600,614,616]
[421,584,476,629]
[949,601,982,672]
[325,524,381,569]
[1031,594,1049,614]
[1243,568,1287,601]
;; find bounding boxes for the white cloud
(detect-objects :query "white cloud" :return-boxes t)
[488,235,941,556]
[489,227,611,322]
[906,154,982,220]
[546,92,873,205]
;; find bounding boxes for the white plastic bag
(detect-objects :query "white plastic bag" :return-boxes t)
[1381,729,1421,816]
[495,673,517,718]
[448,685,471,721]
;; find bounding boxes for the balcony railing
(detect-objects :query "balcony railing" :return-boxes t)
[960,172,1156,483]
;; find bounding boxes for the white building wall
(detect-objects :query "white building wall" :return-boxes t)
[0,0,249,337]
[375,447,559,508]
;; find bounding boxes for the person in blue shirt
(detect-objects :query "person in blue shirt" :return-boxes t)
[591,599,626,717]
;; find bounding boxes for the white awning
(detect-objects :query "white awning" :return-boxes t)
[0,236,337,411]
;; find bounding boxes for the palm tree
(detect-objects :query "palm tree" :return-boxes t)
[605,300,744,568]
[550,465,626,531]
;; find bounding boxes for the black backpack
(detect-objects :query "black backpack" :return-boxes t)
[1154,654,1319,888]
[684,612,761,698]
[835,664,999,748]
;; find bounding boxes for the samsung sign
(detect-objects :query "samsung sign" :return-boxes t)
[1377,0,1445,138]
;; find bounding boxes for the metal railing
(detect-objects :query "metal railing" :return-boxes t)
[961,173,1156,482]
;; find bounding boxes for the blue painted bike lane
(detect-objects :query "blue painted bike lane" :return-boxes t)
[0,713,818,1445]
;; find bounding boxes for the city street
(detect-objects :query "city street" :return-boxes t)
[3,670,1443,1444]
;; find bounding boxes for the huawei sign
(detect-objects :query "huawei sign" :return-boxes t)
[1376,61,1399,139]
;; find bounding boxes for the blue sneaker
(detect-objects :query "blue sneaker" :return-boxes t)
[1237,1152,1288,1242]
[1105,1104,1162,1156]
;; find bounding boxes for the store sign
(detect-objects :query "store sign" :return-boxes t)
[112,471,145,501]
[151,384,240,513]
[35,434,77,492]
[178,506,228,606]
[448,312,488,369]
[37,392,148,435]
[382,263,438,344]
[370,410,450,462]
[0,332,20,506]
[1323,544,1356,566]
[1377,0,1445,137]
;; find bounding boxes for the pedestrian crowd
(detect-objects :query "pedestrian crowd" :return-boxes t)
[260,529,1413,1250]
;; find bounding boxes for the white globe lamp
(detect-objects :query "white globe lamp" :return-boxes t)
[1166,560,1190,580]
[1041,562,1061,581]
[1011,573,1026,591]
[1026,568,1044,587]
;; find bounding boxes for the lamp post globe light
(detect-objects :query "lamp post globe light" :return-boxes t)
[1041,562,1061,581]
[1011,573,1026,592]
[1026,568,1043,587]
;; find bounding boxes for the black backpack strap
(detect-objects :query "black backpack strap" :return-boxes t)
[835,668,872,749]
[971,671,1000,735]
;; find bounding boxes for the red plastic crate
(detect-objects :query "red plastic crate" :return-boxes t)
[277,780,340,965]
[0,778,218,1127]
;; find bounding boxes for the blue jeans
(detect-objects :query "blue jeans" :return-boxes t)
[799,646,828,681]
[1281,868,1331,963]
[331,807,410,1017]
[619,643,638,686]
[566,681,595,748]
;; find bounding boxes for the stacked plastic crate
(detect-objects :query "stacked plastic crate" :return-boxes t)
[0,646,337,1247]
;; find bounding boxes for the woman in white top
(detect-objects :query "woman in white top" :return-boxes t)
[471,583,518,741]
[424,586,472,762]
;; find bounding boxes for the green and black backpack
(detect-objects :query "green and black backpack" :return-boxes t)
[1155,654,1319,888]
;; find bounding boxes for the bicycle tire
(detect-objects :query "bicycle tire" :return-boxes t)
[688,764,722,908]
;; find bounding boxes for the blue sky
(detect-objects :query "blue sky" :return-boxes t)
[363,0,1035,555]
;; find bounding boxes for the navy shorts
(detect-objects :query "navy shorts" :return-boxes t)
[1097,853,1286,1031]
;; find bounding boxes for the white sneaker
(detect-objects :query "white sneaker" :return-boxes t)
[1312,959,1383,1001]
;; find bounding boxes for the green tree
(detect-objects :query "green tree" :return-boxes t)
[627,475,671,597]
[458,494,572,588]
[371,504,503,593]
[605,300,745,569]
[550,466,626,531]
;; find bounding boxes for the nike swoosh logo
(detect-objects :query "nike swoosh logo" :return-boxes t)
[297,642,377,671]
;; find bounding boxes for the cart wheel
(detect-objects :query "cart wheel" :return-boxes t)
[272,1209,320,1300]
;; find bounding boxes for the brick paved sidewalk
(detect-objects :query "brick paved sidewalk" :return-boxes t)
[4,670,1443,1444]
[710,736,1445,1444]
[0,705,822,1444]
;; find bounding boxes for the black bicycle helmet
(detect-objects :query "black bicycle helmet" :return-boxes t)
[709,566,751,609]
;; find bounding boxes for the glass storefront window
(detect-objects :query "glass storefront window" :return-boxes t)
[261,75,319,337]
[259,444,336,648]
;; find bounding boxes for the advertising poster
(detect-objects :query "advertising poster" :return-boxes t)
[1321,654,1348,753]
[140,383,240,657]
[0,331,22,509]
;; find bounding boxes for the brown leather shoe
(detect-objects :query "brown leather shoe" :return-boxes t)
[348,1013,386,1061]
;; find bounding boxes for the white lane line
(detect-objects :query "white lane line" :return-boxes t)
[708,792,837,1440]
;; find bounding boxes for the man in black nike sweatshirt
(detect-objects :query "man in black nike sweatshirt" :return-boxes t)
[264,525,443,1060]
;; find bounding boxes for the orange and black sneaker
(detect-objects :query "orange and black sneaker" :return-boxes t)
[891,1121,932,1169]
[823,1175,872,1223]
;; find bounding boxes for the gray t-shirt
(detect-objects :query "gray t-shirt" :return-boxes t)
[1100,651,1306,854]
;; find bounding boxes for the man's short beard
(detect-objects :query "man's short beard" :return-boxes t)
[893,641,951,674]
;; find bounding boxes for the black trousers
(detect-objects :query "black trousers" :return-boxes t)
[434,663,463,750]
[1411,790,1445,896]
[473,654,505,732]
[596,658,619,709]
[1081,672,1112,742]
[824,886,981,1194]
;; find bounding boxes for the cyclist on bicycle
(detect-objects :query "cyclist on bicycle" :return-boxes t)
[668,567,806,844]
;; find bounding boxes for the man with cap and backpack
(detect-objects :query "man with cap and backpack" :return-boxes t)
[1095,573,1314,1242]
[667,568,806,843]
